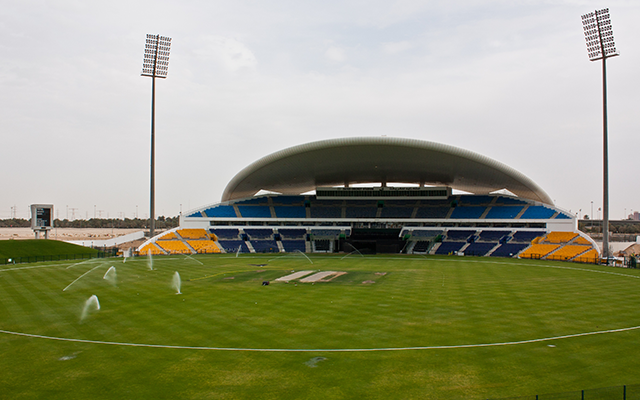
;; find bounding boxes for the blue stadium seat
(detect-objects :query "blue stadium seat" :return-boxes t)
[204,206,237,218]
[495,196,527,205]
[237,206,271,218]
[311,229,341,238]
[274,206,306,218]
[244,228,274,239]
[217,240,249,253]
[484,206,523,219]
[278,228,307,239]
[345,207,377,218]
[271,196,304,205]
[450,207,485,219]
[210,228,240,239]
[490,243,528,257]
[380,207,414,218]
[458,195,493,205]
[511,231,544,242]
[251,240,279,253]
[520,206,555,219]
[235,197,269,205]
[435,242,466,255]
[446,230,476,240]
[414,207,450,218]
[281,240,306,252]
[478,230,510,241]
[463,242,496,256]
[412,230,443,238]
[412,241,431,252]
[310,207,342,218]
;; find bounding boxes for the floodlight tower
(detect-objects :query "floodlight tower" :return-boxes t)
[581,9,618,264]
[141,34,172,239]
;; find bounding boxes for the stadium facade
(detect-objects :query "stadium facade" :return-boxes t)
[139,137,599,262]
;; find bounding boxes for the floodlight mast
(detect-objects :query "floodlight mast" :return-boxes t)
[581,9,618,264]
[141,34,171,239]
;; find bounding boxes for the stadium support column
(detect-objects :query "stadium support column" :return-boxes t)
[581,9,618,263]
[141,34,172,238]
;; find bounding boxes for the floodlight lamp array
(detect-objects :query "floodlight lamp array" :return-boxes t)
[581,8,618,61]
[141,34,172,78]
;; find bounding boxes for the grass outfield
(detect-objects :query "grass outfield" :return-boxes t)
[0,239,99,261]
[1,254,639,399]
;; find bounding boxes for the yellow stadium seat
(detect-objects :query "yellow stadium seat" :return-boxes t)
[156,240,191,254]
[159,232,178,240]
[573,236,591,245]
[573,249,599,263]
[544,231,578,244]
[519,244,560,259]
[546,245,591,261]
[139,243,165,255]
[187,240,220,253]
[177,229,209,240]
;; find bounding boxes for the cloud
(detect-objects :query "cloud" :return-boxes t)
[195,36,257,72]
[381,41,413,54]
[324,45,346,62]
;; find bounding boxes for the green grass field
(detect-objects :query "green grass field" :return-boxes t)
[1,253,639,399]
[0,239,99,263]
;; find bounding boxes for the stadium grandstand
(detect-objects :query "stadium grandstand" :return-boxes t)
[139,137,599,262]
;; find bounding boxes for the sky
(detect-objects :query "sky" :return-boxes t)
[1,0,639,221]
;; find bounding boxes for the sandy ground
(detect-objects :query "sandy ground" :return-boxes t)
[0,227,144,241]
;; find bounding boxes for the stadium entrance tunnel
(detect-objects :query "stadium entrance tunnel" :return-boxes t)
[342,228,404,254]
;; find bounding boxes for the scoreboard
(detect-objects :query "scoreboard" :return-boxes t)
[31,204,54,230]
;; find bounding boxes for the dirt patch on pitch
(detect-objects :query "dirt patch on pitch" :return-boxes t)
[316,271,347,282]
[300,271,347,283]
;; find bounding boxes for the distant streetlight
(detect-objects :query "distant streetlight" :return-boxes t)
[141,34,172,239]
[581,8,618,263]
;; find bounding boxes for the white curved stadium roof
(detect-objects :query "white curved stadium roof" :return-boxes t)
[222,137,553,205]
